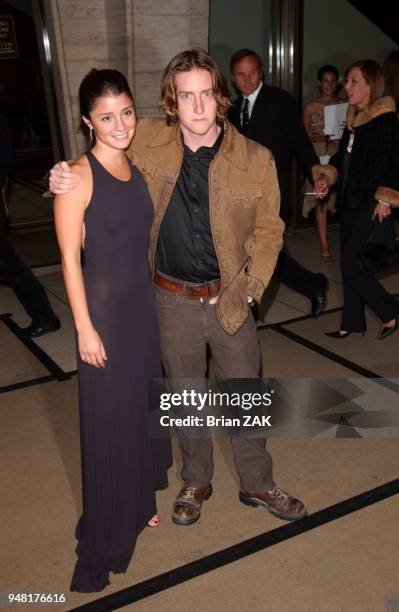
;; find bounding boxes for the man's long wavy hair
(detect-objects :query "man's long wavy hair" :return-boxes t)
[161,48,231,125]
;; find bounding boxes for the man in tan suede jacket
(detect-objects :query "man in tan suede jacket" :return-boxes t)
[130,115,283,336]
[51,49,331,525]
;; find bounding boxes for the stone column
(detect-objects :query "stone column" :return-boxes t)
[130,0,209,117]
[44,0,209,157]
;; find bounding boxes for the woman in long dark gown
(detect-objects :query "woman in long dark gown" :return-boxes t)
[54,69,171,593]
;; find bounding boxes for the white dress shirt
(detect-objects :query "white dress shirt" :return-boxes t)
[241,81,264,123]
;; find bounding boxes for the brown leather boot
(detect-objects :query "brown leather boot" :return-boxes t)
[172,484,213,525]
[239,486,307,521]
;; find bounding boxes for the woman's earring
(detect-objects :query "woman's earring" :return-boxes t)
[89,127,94,145]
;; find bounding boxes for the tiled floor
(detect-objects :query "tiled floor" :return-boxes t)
[1,220,399,612]
[7,180,53,223]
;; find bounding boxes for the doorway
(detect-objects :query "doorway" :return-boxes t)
[1,0,60,264]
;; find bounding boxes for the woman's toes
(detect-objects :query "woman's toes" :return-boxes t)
[148,515,160,527]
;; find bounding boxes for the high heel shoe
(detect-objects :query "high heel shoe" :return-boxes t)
[325,330,352,338]
[325,330,365,338]
[379,317,398,340]
[320,250,332,263]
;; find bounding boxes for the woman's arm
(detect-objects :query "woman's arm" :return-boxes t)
[303,102,312,133]
[54,162,107,368]
[368,114,399,221]
[303,100,325,143]
[375,117,399,212]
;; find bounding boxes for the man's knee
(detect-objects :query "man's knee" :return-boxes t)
[210,315,260,378]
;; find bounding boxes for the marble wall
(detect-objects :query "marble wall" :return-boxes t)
[47,0,209,157]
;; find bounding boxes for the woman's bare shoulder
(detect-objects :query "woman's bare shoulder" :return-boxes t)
[70,154,90,178]
[312,98,325,107]
[304,99,321,113]
[54,154,92,204]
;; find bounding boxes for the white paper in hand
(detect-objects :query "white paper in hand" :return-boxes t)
[324,103,348,140]
[319,155,330,164]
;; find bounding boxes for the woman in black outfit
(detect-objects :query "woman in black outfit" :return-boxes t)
[325,60,399,340]
[54,70,171,592]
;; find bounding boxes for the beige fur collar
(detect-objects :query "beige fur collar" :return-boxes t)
[347,96,396,130]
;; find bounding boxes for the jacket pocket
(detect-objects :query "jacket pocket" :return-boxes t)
[228,185,262,207]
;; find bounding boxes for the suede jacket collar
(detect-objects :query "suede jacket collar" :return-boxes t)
[146,120,248,171]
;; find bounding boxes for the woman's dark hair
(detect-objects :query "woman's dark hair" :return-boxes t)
[345,60,385,107]
[78,68,134,143]
[383,50,399,108]
[317,64,339,82]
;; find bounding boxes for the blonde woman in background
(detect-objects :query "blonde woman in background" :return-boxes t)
[325,60,399,340]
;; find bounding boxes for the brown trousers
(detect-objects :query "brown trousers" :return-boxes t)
[155,285,275,492]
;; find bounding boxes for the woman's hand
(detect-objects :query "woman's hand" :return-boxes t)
[373,201,392,223]
[78,325,107,368]
[314,177,329,199]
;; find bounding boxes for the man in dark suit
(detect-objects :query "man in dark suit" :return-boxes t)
[0,111,60,337]
[229,49,337,318]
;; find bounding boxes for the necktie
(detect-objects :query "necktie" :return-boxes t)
[242,97,249,131]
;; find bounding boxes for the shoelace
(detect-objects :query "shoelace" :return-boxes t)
[271,486,285,500]
[182,486,197,500]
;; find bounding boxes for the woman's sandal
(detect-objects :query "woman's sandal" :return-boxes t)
[147,515,160,527]
[320,250,332,263]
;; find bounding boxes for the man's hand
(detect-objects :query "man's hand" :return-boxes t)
[373,201,392,223]
[49,161,80,194]
[314,177,329,199]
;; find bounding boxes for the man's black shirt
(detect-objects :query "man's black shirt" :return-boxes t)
[155,127,223,282]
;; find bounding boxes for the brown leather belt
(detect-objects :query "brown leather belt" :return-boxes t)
[154,272,221,299]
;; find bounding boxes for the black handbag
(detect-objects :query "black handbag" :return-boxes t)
[359,216,399,276]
